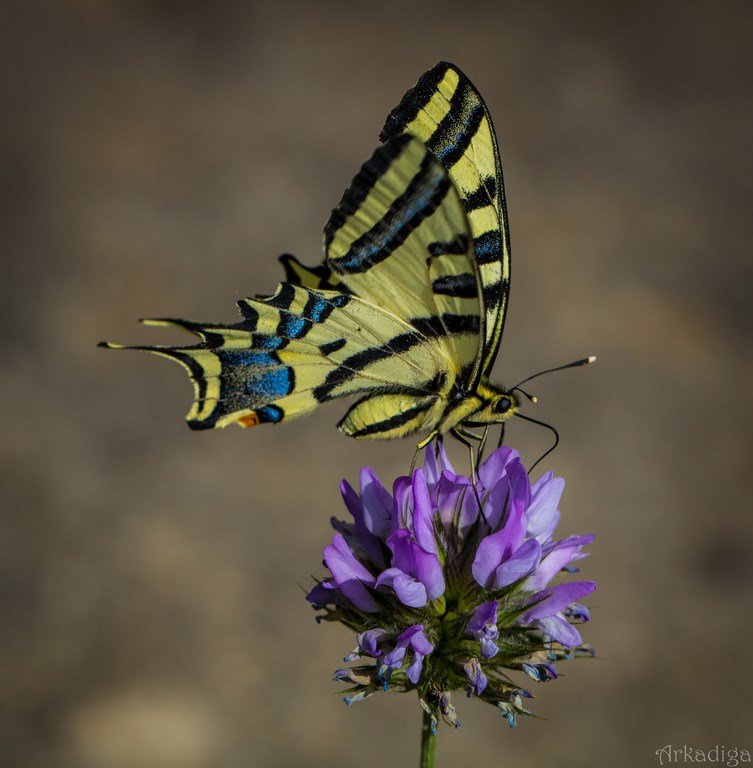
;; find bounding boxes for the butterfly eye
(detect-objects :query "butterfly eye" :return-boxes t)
[495,397,512,414]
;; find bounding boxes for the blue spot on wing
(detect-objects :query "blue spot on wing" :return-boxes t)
[308,295,329,323]
[281,315,308,338]
[218,349,294,400]
[330,294,349,308]
[231,351,277,367]
[253,334,284,350]
[256,404,283,423]
[245,367,293,399]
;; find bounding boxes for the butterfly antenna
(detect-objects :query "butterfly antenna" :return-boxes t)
[514,412,560,474]
[512,386,538,404]
[513,356,596,389]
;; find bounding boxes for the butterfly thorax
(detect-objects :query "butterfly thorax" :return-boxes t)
[437,380,519,434]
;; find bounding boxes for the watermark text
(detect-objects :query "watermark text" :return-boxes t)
[656,745,751,767]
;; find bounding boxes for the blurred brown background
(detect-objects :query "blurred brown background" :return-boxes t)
[3,1,753,766]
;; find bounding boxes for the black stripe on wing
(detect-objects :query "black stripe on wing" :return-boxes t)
[325,134,452,275]
[312,312,479,403]
[278,253,341,290]
[380,63,447,142]
[425,77,485,168]
[324,135,407,252]
[464,177,498,211]
[431,273,478,298]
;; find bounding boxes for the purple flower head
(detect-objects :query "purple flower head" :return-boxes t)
[307,444,596,730]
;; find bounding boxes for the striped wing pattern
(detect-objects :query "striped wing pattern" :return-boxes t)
[324,134,483,389]
[102,136,479,438]
[380,61,510,380]
[111,286,444,433]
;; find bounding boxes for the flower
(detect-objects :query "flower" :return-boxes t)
[307,444,596,730]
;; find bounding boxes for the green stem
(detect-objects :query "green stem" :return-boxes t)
[420,707,437,768]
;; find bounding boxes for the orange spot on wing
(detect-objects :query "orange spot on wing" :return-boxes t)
[238,412,261,428]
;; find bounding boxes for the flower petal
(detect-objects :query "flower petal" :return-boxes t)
[323,534,378,612]
[493,538,542,589]
[391,476,413,533]
[481,475,510,530]
[383,625,434,677]
[386,529,415,573]
[375,567,428,607]
[385,530,445,601]
[535,615,583,647]
[306,579,340,607]
[412,546,445,601]
[472,505,527,588]
[506,457,532,518]
[423,446,444,492]
[436,472,478,531]
[356,628,390,657]
[481,637,499,659]
[525,534,594,591]
[463,658,488,696]
[423,443,457,490]
[339,479,386,567]
[526,471,564,542]
[478,446,517,490]
[406,652,425,684]
[466,601,500,659]
[411,469,438,556]
[359,467,392,539]
[466,600,498,634]
[404,625,435,657]
[520,581,596,623]
[383,644,407,670]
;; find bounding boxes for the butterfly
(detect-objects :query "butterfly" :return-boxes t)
[100,62,592,464]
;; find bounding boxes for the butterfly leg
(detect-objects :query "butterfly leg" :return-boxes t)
[450,427,486,520]
[496,421,506,449]
[410,430,439,473]
[477,425,491,464]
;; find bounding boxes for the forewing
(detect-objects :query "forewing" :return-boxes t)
[380,61,510,380]
[324,134,483,388]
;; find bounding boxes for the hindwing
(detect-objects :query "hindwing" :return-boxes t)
[102,286,448,432]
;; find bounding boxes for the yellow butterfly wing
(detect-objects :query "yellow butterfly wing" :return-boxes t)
[380,61,510,383]
[324,133,484,392]
[100,136,481,439]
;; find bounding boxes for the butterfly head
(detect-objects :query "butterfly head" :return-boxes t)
[491,392,518,419]
[470,381,520,425]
